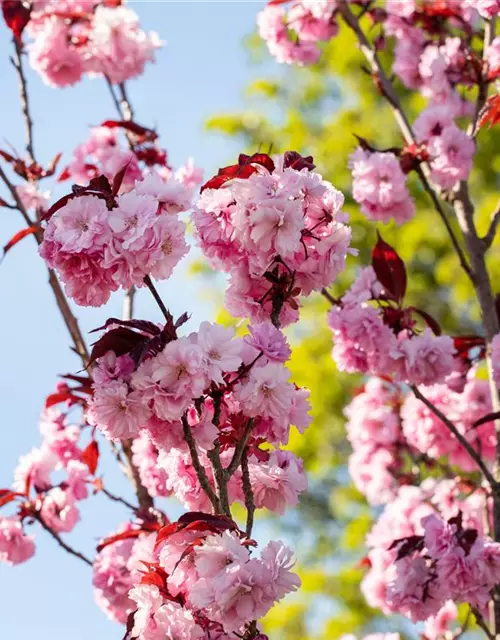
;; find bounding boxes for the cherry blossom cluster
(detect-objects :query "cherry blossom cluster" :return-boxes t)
[193,151,352,326]
[345,373,495,506]
[39,171,191,306]
[57,122,202,191]
[328,262,457,386]
[126,525,299,639]
[0,387,93,565]
[349,148,415,225]
[93,524,157,624]
[361,480,486,631]
[87,318,309,515]
[26,1,161,88]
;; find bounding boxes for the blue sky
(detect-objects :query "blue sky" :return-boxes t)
[0,2,273,637]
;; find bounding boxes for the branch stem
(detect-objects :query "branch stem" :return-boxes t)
[34,513,92,566]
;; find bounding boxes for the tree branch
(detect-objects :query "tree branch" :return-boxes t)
[225,419,254,477]
[144,275,172,323]
[182,414,221,513]
[410,384,498,491]
[101,487,137,511]
[34,512,92,566]
[482,201,500,249]
[10,39,35,164]
[241,448,255,538]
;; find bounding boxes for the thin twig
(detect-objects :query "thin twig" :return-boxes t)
[101,487,137,511]
[411,385,498,490]
[482,201,500,249]
[105,76,123,119]
[34,512,92,566]
[472,607,495,640]
[208,443,231,517]
[241,448,255,538]
[182,414,221,513]
[469,17,496,137]
[118,82,135,121]
[225,419,254,477]
[321,288,339,306]
[144,275,172,322]
[10,39,35,164]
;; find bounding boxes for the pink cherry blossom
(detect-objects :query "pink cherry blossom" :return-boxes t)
[39,487,80,533]
[349,148,415,225]
[0,517,35,566]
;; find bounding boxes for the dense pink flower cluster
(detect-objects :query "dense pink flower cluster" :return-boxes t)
[0,396,93,567]
[344,377,404,505]
[87,320,309,515]
[193,152,352,326]
[39,173,191,306]
[361,480,487,618]
[388,512,500,621]
[328,267,457,385]
[401,377,495,471]
[0,516,35,566]
[257,1,338,65]
[93,525,157,623]
[349,149,415,224]
[127,528,299,638]
[27,2,162,88]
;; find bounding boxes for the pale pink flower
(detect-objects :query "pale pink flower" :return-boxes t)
[429,125,475,190]
[396,329,456,385]
[87,380,151,441]
[194,321,243,385]
[0,517,35,565]
[249,449,307,514]
[87,6,162,85]
[244,322,291,363]
[16,184,50,212]
[235,362,295,423]
[29,18,84,88]
[52,195,111,252]
[424,601,458,640]
[39,487,80,533]
[349,148,415,225]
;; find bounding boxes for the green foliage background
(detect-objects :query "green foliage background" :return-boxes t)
[197,19,500,640]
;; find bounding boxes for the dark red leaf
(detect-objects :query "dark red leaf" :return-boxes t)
[87,174,112,194]
[82,440,99,475]
[96,529,144,553]
[45,152,62,177]
[2,225,38,259]
[41,193,76,221]
[2,0,31,41]
[57,166,72,182]
[267,0,290,4]
[45,390,72,408]
[0,490,24,508]
[408,307,442,336]
[100,120,157,143]
[201,152,275,193]
[112,162,131,196]
[177,511,237,529]
[0,150,16,164]
[372,232,407,303]
[472,412,500,429]
[453,335,485,356]
[388,534,424,560]
[91,317,161,337]
[238,153,276,174]
[89,327,147,366]
[123,611,136,640]
[282,150,315,171]
[478,95,500,130]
